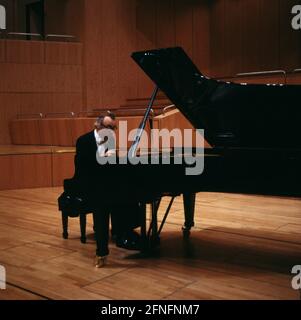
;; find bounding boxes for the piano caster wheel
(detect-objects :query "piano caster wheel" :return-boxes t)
[63,232,68,239]
[182,227,191,238]
[80,237,86,244]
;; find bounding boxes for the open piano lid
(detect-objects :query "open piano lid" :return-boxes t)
[131,47,301,150]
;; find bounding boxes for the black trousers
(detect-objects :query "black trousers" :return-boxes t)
[93,208,110,257]
[93,203,142,256]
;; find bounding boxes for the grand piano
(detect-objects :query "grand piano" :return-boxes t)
[60,47,301,248]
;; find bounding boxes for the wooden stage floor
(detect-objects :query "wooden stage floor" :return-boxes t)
[0,187,300,300]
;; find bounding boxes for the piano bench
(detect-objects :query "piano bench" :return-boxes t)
[61,211,94,244]
[58,190,93,244]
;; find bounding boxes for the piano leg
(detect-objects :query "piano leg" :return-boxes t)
[140,203,148,252]
[182,192,196,237]
[62,212,68,239]
[140,200,161,252]
[80,214,87,243]
[150,200,160,247]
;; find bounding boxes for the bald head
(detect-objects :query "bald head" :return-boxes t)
[94,112,117,131]
[102,116,116,129]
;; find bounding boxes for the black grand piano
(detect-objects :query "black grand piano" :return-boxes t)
[59,47,301,248]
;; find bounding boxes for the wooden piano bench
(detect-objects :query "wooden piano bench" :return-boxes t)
[61,211,94,244]
[58,190,94,244]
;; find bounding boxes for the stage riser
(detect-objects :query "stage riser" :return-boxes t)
[0,152,75,190]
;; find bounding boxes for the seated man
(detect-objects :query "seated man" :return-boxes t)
[74,111,141,267]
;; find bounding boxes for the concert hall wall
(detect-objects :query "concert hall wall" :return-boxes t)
[0,0,300,144]
[210,0,301,78]
[83,0,211,109]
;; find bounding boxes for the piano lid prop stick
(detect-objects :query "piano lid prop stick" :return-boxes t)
[128,86,159,158]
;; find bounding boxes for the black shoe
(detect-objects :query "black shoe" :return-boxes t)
[126,230,140,241]
[115,231,141,251]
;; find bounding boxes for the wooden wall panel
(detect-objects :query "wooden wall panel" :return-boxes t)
[136,0,157,98]
[84,0,154,107]
[174,0,193,59]
[9,116,153,147]
[0,93,23,144]
[83,0,211,107]
[279,0,301,70]
[11,117,86,146]
[0,154,52,190]
[84,0,104,108]
[210,0,226,77]
[241,0,261,73]
[156,0,175,48]
[36,93,83,115]
[70,118,95,145]
[7,93,82,117]
[10,119,41,145]
[84,0,138,108]
[0,148,76,189]
[223,0,243,76]
[0,40,5,62]
[0,39,83,144]
[259,0,279,71]
[116,0,138,103]
[193,0,210,76]
[39,119,73,146]
[52,152,75,187]
[136,0,157,50]
[1,92,82,144]
[45,42,83,65]
[0,64,82,93]
[100,0,123,107]
[51,65,82,93]
[210,0,301,77]
[6,40,44,64]
[44,0,84,41]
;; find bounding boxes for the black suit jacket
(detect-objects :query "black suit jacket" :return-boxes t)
[73,130,104,204]
[74,130,98,179]
[73,130,141,228]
